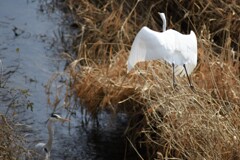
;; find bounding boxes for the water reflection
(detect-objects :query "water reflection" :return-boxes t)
[54,112,137,160]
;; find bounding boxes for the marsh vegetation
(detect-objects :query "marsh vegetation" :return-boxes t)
[1,0,240,159]
[63,0,240,159]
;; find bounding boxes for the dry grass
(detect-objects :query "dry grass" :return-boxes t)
[0,114,30,160]
[63,0,240,159]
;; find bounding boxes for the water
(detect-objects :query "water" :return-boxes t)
[0,0,137,159]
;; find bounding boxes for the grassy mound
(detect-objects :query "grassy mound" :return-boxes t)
[64,0,240,159]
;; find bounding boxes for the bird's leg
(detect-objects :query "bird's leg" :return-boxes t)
[172,63,177,88]
[183,64,194,90]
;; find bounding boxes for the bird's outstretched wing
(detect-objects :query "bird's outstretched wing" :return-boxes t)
[127,27,197,76]
[127,26,170,72]
[174,30,197,77]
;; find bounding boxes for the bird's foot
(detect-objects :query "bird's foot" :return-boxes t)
[190,85,196,92]
[173,83,177,89]
[173,83,180,91]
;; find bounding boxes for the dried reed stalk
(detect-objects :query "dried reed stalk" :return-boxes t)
[64,0,240,159]
[0,114,30,159]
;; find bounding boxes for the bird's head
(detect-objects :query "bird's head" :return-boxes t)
[48,113,70,123]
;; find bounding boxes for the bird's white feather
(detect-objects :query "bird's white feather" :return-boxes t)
[35,142,46,148]
[127,26,197,77]
[35,142,50,159]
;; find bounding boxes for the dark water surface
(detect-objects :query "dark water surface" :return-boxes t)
[0,0,136,159]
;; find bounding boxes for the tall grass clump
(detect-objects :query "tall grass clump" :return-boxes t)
[63,0,240,159]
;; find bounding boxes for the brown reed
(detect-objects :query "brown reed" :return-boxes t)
[64,0,240,159]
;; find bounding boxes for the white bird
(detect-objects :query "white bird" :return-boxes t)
[35,113,69,160]
[127,13,197,88]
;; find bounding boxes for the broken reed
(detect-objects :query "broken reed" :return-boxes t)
[64,0,240,159]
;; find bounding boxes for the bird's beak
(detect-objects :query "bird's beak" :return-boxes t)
[59,117,70,123]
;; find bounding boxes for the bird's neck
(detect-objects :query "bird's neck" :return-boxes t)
[45,121,54,152]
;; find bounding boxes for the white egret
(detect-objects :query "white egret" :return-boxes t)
[35,113,69,159]
[127,13,197,88]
